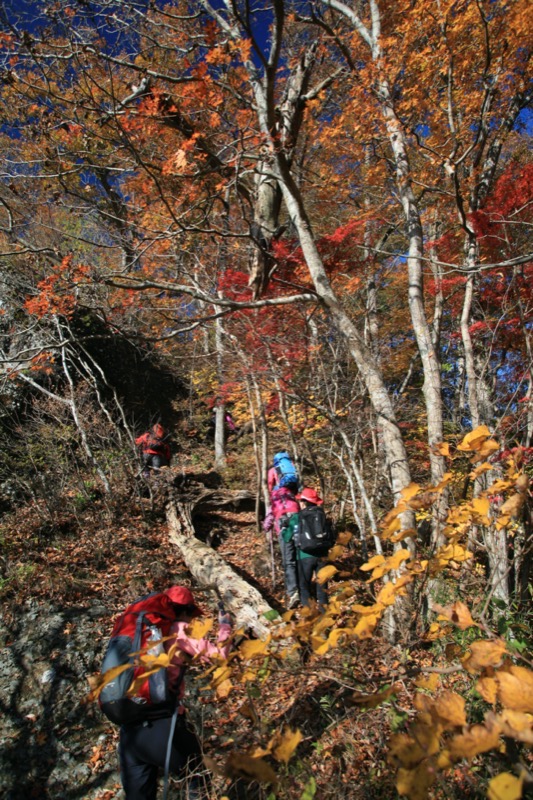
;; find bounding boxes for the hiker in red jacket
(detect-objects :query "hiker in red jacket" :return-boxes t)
[118,586,232,800]
[135,424,171,475]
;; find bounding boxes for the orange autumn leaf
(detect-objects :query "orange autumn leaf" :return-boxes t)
[376,576,412,606]
[499,492,526,520]
[432,691,467,728]
[414,673,440,692]
[496,666,533,713]
[476,676,498,704]
[360,554,386,572]
[400,483,422,501]
[396,760,437,800]
[316,564,338,584]
[448,723,502,760]
[223,752,277,786]
[239,636,271,660]
[462,640,507,673]
[350,684,398,709]
[495,710,533,744]
[353,613,381,639]
[271,727,303,763]
[432,601,478,630]
[188,618,214,639]
[456,425,492,452]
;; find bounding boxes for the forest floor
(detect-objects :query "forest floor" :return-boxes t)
[0,462,502,800]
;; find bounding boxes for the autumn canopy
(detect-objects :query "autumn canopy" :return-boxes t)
[0,0,532,797]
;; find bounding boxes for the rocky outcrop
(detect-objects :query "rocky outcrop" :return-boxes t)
[0,599,119,799]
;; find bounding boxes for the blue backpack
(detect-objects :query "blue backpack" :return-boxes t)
[273,451,299,491]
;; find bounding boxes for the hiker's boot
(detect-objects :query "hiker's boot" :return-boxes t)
[288,592,300,609]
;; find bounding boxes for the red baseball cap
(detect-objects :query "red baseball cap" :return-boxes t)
[296,487,323,505]
[164,586,204,617]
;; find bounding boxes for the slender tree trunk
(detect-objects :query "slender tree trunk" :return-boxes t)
[273,155,414,533]
[375,77,445,501]
[460,247,482,428]
[320,0,446,510]
[214,316,227,470]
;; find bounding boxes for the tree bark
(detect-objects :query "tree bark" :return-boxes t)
[165,486,274,637]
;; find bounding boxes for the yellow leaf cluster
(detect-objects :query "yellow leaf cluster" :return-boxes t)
[360,548,411,581]
[391,615,533,800]
[457,425,492,452]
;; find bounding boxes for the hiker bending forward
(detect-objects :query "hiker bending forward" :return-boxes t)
[119,586,232,800]
[263,487,300,609]
[135,424,171,473]
[285,488,334,612]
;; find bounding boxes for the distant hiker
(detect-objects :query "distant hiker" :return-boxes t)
[263,486,300,608]
[99,585,233,800]
[135,423,171,475]
[267,450,300,495]
[224,411,238,435]
[285,488,336,611]
[207,409,238,440]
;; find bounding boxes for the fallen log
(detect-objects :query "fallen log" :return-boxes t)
[165,484,274,638]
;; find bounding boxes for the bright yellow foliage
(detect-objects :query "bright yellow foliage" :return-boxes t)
[487,772,524,800]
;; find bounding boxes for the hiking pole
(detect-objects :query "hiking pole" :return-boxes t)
[268,531,276,589]
[162,704,179,800]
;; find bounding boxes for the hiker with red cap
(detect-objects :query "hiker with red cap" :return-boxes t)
[283,488,336,611]
[101,585,232,800]
[135,423,172,476]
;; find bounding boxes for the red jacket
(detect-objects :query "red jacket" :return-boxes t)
[135,430,171,462]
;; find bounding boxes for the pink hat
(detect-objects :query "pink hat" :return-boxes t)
[164,586,204,617]
[296,487,323,505]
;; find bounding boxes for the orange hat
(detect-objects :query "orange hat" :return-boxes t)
[296,487,323,505]
[164,586,203,617]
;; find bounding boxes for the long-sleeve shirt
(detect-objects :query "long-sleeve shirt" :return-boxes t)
[267,466,279,494]
[166,621,232,698]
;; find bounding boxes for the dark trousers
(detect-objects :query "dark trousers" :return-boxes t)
[278,535,299,597]
[119,715,204,800]
[297,556,328,609]
[142,453,169,470]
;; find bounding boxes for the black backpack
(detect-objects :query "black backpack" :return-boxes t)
[294,506,336,555]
